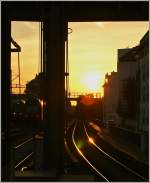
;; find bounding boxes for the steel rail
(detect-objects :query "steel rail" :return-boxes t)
[15,152,34,169]
[84,123,148,182]
[72,122,109,182]
[14,137,33,150]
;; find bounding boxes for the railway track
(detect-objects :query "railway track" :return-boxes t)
[72,121,148,182]
[85,122,149,179]
[12,137,34,170]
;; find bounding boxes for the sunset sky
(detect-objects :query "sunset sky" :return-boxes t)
[11,21,149,94]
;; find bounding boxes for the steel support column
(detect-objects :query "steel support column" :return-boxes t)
[43,4,66,175]
[1,3,11,181]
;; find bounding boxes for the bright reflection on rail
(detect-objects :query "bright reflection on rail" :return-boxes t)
[72,122,109,182]
[88,137,94,144]
[84,123,148,182]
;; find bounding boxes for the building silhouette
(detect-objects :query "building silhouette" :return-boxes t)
[103,31,149,152]
[103,71,119,127]
[117,46,138,129]
[25,72,44,99]
[138,31,149,133]
[2,1,148,181]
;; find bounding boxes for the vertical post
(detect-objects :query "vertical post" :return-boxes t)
[1,3,11,181]
[40,22,43,73]
[10,69,12,94]
[43,3,66,176]
[18,52,21,94]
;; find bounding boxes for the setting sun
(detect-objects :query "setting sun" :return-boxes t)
[83,72,101,92]
[68,22,148,96]
[11,21,149,96]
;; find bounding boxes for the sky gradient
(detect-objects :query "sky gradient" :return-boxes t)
[11,21,149,94]
[68,22,149,94]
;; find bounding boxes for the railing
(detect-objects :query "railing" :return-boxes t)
[68,92,101,99]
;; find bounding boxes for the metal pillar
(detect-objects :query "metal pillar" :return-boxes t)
[43,4,66,176]
[17,52,21,94]
[1,5,11,181]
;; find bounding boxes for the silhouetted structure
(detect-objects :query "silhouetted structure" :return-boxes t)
[103,71,119,127]
[76,95,102,120]
[138,31,149,133]
[11,38,22,94]
[25,72,44,99]
[117,31,149,132]
[2,1,148,181]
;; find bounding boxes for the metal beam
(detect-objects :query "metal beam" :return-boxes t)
[2,2,149,21]
[11,37,21,52]
[43,4,66,176]
[11,48,20,52]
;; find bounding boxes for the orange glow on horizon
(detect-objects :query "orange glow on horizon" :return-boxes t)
[80,95,95,106]
[69,22,148,94]
[11,21,149,94]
